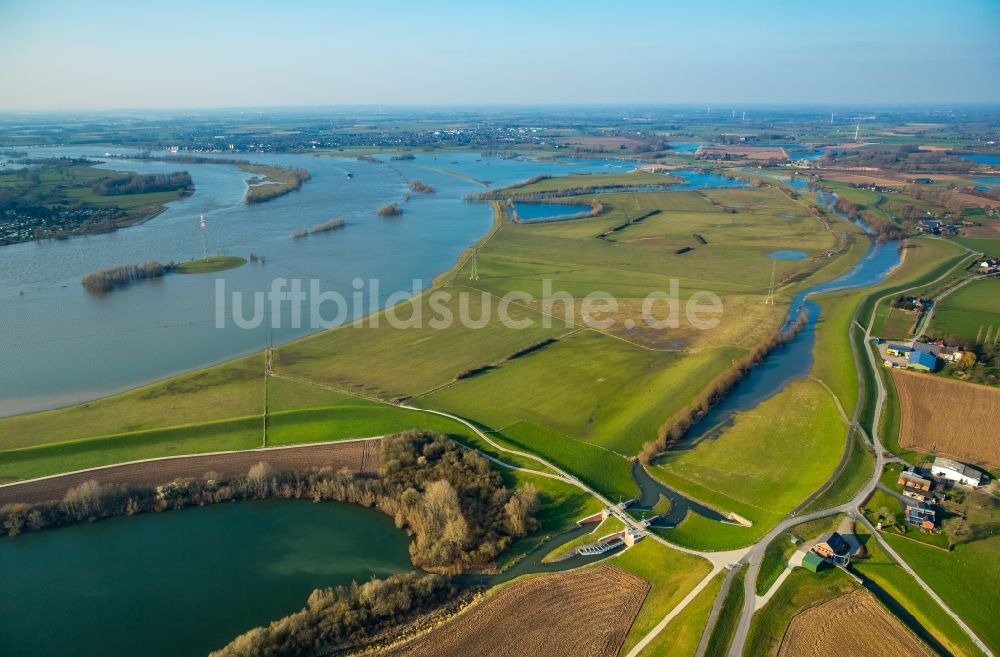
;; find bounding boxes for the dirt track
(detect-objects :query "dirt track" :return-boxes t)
[778,590,933,657]
[0,439,380,506]
[389,565,649,657]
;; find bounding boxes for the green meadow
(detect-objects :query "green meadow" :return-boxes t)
[929,278,1000,342]
[652,378,847,549]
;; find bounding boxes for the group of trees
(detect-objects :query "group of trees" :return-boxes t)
[81,260,173,293]
[2,431,541,657]
[1,431,540,574]
[639,310,810,463]
[91,171,193,197]
[211,572,458,657]
[833,198,907,242]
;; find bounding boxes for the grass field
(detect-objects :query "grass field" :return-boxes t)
[881,509,1000,653]
[420,331,742,455]
[652,378,847,549]
[489,421,638,500]
[173,255,246,274]
[609,539,713,656]
[638,570,726,657]
[489,170,681,195]
[703,568,745,657]
[801,430,875,513]
[929,278,1000,342]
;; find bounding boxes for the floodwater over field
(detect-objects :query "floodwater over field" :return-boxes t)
[0,500,412,657]
[1,149,643,415]
[514,201,592,222]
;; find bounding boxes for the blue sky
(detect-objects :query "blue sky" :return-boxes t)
[1,0,998,109]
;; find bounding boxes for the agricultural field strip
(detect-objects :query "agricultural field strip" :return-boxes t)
[727,246,993,657]
[0,438,377,505]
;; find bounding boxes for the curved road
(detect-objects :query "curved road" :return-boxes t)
[727,256,993,657]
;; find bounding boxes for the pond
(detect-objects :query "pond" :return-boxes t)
[0,500,413,657]
[959,153,1000,166]
[514,201,592,222]
[770,250,808,260]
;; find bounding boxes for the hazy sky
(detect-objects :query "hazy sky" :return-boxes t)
[1,0,998,110]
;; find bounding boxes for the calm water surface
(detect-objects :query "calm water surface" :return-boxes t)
[0,500,412,657]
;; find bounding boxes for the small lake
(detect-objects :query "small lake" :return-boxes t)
[770,250,808,260]
[959,153,1000,166]
[0,500,412,657]
[514,202,591,222]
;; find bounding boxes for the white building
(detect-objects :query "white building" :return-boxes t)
[931,457,983,487]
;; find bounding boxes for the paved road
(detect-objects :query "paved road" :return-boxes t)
[727,256,994,657]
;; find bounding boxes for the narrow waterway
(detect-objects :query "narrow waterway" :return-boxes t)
[645,187,902,526]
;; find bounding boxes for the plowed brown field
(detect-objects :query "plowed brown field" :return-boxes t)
[892,369,1000,469]
[390,565,649,657]
[0,439,379,505]
[778,590,933,657]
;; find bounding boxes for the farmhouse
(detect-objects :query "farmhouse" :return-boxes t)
[886,344,912,357]
[907,350,937,372]
[906,505,937,529]
[903,489,936,504]
[801,551,828,573]
[897,471,931,492]
[813,531,850,559]
[931,457,983,487]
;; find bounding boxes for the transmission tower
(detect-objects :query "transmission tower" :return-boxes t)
[469,248,479,281]
[765,259,776,305]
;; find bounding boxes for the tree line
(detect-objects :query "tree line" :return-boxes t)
[92,171,193,196]
[639,310,810,463]
[0,431,540,574]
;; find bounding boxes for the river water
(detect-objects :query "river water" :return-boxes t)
[0,500,412,657]
[0,149,642,416]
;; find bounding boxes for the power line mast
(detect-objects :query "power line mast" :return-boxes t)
[199,213,208,260]
[854,122,861,142]
[765,259,776,305]
[469,248,479,281]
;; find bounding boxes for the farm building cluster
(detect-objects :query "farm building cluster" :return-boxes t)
[979,257,1000,274]
[889,458,985,533]
[880,339,965,372]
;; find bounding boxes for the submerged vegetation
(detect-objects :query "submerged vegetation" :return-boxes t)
[378,202,403,217]
[292,218,346,238]
[81,260,173,293]
[243,164,311,204]
[409,180,436,194]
